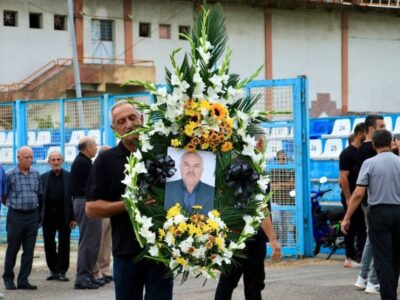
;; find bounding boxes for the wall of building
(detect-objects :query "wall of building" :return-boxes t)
[0,0,72,83]
[348,13,400,112]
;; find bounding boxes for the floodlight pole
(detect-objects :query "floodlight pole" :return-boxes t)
[68,0,85,127]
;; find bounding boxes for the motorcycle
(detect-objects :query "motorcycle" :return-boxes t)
[311,177,344,259]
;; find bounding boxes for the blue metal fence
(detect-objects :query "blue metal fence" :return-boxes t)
[0,81,312,256]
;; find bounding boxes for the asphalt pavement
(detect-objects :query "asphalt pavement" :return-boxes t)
[0,245,396,300]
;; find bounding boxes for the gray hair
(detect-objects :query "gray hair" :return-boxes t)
[180,151,204,170]
[48,150,63,161]
[109,100,130,125]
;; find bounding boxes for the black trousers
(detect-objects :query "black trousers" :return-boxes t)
[368,204,400,300]
[341,196,366,260]
[43,210,71,274]
[215,238,266,300]
[2,208,39,285]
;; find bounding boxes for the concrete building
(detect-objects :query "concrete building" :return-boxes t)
[0,0,399,116]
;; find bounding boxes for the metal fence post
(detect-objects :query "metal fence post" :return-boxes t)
[103,94,115,147]
[15,99,27,150]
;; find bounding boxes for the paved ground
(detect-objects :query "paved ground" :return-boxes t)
[0,245,397,299]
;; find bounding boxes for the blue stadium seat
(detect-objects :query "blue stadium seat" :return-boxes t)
[32,146,46,162]
[310,119,333,139]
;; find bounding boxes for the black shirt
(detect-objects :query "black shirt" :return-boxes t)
[339,145,359,194]
[46,171,64,211]
[70,152,92,198]
[86,142,141,258]
[356,141,377,205]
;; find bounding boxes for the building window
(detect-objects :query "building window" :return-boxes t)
[139,22,151,38]
[4,10,17,27]
[159,24,171,39]
[179,25,190,40]
[54,15,67,30]
[29,13,42,29]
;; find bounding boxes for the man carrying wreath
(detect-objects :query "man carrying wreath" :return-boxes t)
[85,100,173,300]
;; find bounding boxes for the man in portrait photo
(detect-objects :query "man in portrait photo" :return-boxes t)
[164,150,215,214]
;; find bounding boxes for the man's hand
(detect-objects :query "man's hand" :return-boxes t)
[341,218,350,235]
[269,240,282,262]
[144,199,156,206]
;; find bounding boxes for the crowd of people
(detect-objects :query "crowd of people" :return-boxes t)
[1,105,399,300]
[340,114,400,299]
[0,100,282,300]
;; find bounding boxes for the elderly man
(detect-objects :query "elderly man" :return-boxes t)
[342,129,400,300]
[2,146,41,290]
[40,150,75,282]
[70,136,103,289]
[86,100,173,300]
[164,151,215,214]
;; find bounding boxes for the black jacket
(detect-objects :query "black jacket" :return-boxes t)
[40,169,73,225]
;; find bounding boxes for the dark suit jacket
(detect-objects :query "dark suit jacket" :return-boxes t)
[40,169,73,226]
[164,179,215,214]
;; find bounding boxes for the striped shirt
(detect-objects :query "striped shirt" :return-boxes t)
[6,166,41,211]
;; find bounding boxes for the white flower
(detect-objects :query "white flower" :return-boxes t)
[211,255,224,266]
[243,224,255,235]
[229,241,246,250]
[197,47,211,64]
[150,103,158,111]
[157,87,167,98]
[223,248,233,259]
[121,174,133,187]
[171,74,180,86]
[163,219,173,229]
[193,246,206,259]
[151,120,169,136]
[149,245,159,257]
[243,215,253,224]
[172,248,181,257]
[255,194,264,201]
[237,127,247,138]
[257,175,270,191]
[140,215,153,229]
[251,152,263,166]
[236,110,249,124]
[193,71,203,83]
[133,150,142,160]
[193,83,205,100]
[243,135,257,147]
[139,134,153,152]
[179,237,194,253]
[139,228,155,243]
[242,144,255,157]
[207,87,220,102]
[227,86,244,102]
[173,214,188,225]
[133,162,147,175]
[165,232,175,246]
[198,233,210,243]
[204,40,214,51]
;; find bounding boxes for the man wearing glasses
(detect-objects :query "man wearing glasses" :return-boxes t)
[40,150,75,282]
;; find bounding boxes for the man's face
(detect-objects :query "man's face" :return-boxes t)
[180,153,203,187]
[18,148,33,170]
[276,152,286,165]
[48,153,63,172]
[375,119,386,130]
[87,141,98,158]
[112,104,143,143]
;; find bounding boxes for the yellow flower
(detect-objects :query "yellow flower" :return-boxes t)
[225,117,233,128]
[210,103,226,120]
[171,139,181,147]
[168,226,176,234]
[215,236,224,250]
[201,142,210,150]
[191,137,201,145]
[206,241,213,249]
[166,203,181,219]
[177,222,188,233]
[185,143,196,152]
[192,205,203,211]
[188,224,201,236]
[158,229,166,240]
[201,224,211,233]
[221,141,233,152]
[202,130,210,139]
[207,219,219,230]
[200,100,211,111]
[184,121,197,136]
[176,257,188,267]
[185,109,196,117]
[210,210,220,218]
